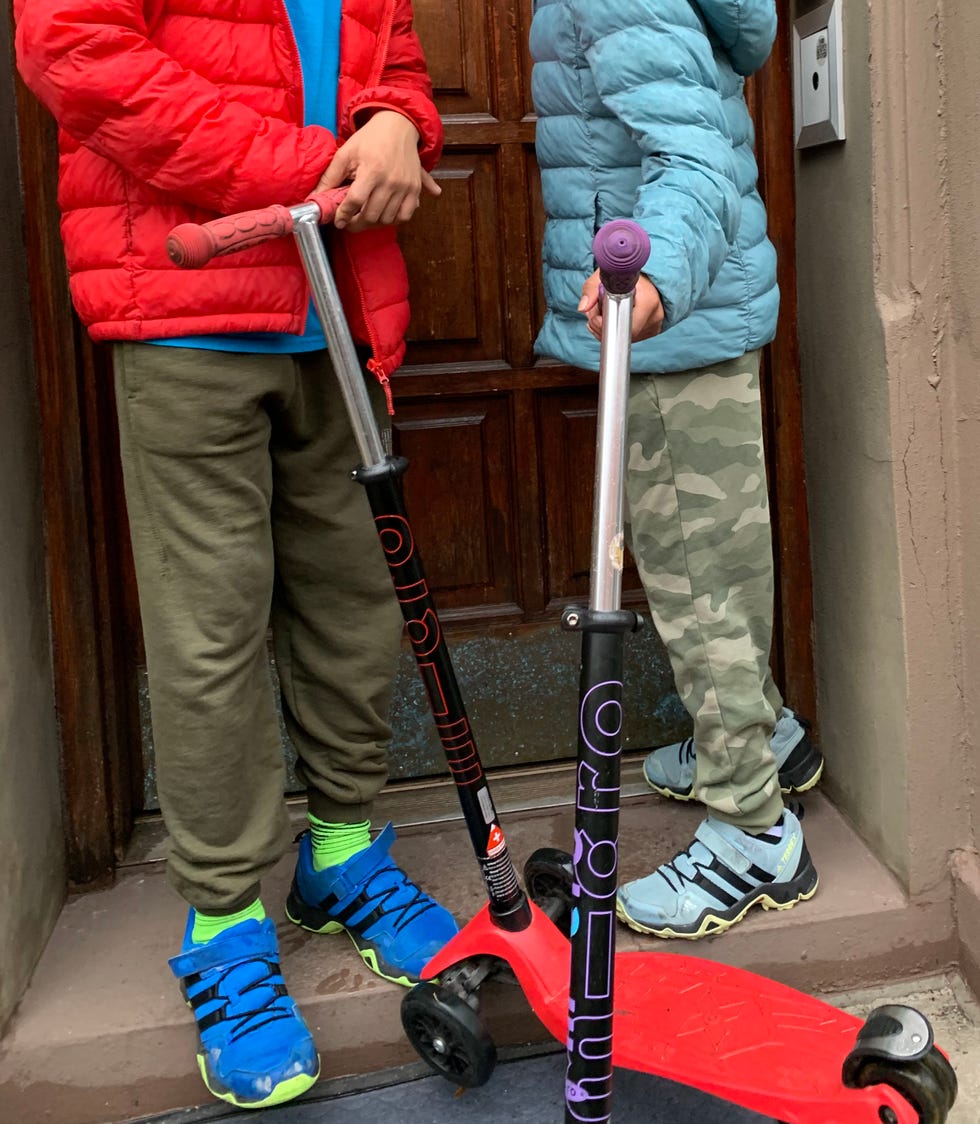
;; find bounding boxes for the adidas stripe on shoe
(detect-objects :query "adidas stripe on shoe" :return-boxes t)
[286,823,458,986]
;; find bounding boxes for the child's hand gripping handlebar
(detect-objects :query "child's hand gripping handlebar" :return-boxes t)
[165,188,349,268]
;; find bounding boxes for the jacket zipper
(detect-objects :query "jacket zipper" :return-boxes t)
[368,0,397,87]
[284,0,398,406]
[336,234,395,414]
[277,0,312,333]
[348,0,399,414]
[277,0,304,126]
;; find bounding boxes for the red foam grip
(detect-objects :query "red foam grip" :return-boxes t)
[306,187,349,225]
[166,223,216,269]
[166,205,294,268]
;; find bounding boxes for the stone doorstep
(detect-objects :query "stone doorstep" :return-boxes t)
[0,793,958,1124]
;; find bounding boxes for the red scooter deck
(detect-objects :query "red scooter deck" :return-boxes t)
[423,903,919,1124]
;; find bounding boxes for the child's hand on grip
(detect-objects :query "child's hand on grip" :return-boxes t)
[316,110,441,232]
[579,271,664,342]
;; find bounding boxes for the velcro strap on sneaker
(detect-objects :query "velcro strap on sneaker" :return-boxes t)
[694,819,752,876]
[168,918,279,980]
[314,822,396,900]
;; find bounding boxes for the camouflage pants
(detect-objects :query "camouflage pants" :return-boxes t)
[624,351,784,831]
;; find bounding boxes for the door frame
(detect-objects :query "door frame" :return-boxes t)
[745,13,816,720]
[13,2,813,887]
[13,74,142,887]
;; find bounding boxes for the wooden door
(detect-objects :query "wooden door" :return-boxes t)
[387,0,815,777]
[393,0,576,623]
[383,0,682,779]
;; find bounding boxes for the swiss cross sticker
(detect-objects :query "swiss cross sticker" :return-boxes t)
[487,824,506,856]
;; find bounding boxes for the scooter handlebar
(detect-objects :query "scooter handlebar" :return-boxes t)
[593,220,651,295]
[166,188,348,269]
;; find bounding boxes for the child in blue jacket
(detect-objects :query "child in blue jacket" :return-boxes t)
[531,0,825,939]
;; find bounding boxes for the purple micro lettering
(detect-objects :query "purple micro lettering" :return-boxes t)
[584,911,614,1000]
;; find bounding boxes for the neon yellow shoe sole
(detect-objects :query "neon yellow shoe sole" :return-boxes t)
[616,876,819,940]
[284,906,417,988]
[197,1055,320,1109]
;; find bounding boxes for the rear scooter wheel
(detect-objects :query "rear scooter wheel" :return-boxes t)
[401,981,497,1087]
[523,847,575,936]
[843,1048,957,1123]
[842,1005,957,1122]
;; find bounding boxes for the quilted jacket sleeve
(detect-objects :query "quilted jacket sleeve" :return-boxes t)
[344,0,444,170]
[14,0,337,214]
[572,2,743,329]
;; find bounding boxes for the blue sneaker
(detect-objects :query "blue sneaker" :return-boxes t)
[643,708,824,801]
[616,807,818,939]
[168,915,319,1108]
[285,823,458,986]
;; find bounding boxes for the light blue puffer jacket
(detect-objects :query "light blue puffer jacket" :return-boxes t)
[530,0,779,373]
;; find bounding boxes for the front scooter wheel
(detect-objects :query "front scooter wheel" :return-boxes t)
[401,981,497,1087]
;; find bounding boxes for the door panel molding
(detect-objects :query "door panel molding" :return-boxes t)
[394,395,518,612]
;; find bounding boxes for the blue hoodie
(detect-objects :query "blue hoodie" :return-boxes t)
[530,0,779,373]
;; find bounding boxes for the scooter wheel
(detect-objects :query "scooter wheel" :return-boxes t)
[842,1005,957,1122]
[523,847,575,936]
[844,1048,957,1122]
[401,981,497,1088]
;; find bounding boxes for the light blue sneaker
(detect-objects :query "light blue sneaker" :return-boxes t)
[643,708,824,801]
[616,806,818,939]
[169,915,319,1108]
[285,823,459,986]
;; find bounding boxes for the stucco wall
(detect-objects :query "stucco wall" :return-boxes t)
[0,32,65,1029]
[866,0,972,897]
[793,0,974,894]
[943,3,980,855]
[793,0,911,882]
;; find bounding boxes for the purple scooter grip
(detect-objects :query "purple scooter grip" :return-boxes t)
[592,220,651,294]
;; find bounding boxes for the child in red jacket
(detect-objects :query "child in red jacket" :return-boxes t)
[16,0,455,1107]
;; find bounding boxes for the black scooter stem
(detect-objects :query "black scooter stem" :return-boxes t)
[354,457,531,929]
[562,611,640,1122]
[289,213,533,931]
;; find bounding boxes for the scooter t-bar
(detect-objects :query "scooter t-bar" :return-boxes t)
[562,220,650,1123]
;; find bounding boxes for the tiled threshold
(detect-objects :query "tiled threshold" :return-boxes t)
[0,768,958,1124]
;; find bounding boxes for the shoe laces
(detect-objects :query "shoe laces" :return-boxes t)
[191,957,294,1044]
[658,838,711,892]
[354,861,438,933]
[677,736,696,767]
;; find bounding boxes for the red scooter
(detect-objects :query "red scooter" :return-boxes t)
[168,201,957,1124]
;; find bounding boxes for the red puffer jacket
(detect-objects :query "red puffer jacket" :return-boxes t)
[14,0,442,385]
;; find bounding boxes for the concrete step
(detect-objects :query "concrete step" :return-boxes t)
[0,792,956,1124]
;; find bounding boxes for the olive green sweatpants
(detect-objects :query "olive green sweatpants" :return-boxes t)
[113,343,403,912]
